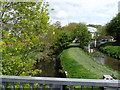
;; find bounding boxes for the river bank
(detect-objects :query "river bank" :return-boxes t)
[99,42,120,59]
[27,50,66,78]
[60,47,119,79]
[90,49,120,71]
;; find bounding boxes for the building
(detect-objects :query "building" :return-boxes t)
[87,27,97,38]
[93,36,114,42]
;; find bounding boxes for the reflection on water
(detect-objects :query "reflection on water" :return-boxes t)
[38,60,57,77]
[91,49,120,71]
[35,59,65,77]
[93,57,105,64]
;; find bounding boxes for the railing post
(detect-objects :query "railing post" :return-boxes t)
[70,85,74,90]
[29,83,34,90]
[36,83,39,89]
[81,86,84,90]
[39,84,45,90]
[11,82,15,90]
[60,85,63,90]
[92,86,95,90]
[50,84,55,90]
[2,82,6,90]
[20,82,24,90]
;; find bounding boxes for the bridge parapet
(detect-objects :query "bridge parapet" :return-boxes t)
[0,75,120,89]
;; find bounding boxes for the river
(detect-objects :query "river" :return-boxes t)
[90,48,120,71]
[35,57,66,77]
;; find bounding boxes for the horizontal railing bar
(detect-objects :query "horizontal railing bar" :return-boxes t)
[0,75,119,87]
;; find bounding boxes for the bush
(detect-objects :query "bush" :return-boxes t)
[99,44,120,59]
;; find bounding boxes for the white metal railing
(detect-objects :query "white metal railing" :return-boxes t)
[0,75,120,90]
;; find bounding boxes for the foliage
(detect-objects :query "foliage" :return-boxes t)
[99,42,120,59]
[53,21,62,29]
[97,25,107,35]
[87,24,107,36]
[105,13,120,42]
[62,23,79,39]
[1,2,50,76]
[74,23,92,47]
[63,23,92,47]
[60,47,119,79]
[45,28,72,53]
[54,32,71,51]
[87,24,102,28]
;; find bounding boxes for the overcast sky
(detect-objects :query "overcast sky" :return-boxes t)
[46,0,119,26]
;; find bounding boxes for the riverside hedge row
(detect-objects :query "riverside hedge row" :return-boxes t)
[99,42,120,59]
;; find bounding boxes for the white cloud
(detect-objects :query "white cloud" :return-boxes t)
[55,10,68,19]
[47,0,120,26]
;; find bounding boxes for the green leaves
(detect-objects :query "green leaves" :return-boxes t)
[1,2,50,76]
[106,13,120,42]
[74,23,92,47]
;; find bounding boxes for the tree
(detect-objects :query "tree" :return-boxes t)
[54,32,71,51]
[62,23,79,39]
[45,26,72,54]
[97,25,107,35]
[74,23,92,47]
[87,24,102,28]
[105,13,120,42]
[54,21,61,29]
[1,2,50,76]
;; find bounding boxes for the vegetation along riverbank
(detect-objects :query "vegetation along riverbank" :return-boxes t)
[99,42,120,59]
[60,47,119,79]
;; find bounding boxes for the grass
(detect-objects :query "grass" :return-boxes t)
[68,43,80,47]
[99,42,120,59]
[60,47,119,79]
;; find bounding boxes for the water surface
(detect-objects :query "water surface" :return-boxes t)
[91,49,120,71]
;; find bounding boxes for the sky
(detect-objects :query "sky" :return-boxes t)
[46,0,120,26]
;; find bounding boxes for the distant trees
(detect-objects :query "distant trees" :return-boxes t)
[63,23,92,47]
[87,24,102,28]
[44,27,72,54]
[105,13,120,42]
[52,31,71,52]
[91,13,120,42]
[87,24,107,36]
[97,26,107,35]
[74,23,92,47]
[62,23,79,39]
[54,21,62,29]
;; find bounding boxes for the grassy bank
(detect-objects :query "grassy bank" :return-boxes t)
[99,42,120,59]
[60,47,119,79]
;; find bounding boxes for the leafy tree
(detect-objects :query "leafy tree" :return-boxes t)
[1,2,50,76]
[97,25,107,35]
[105,13,120,42]
[54,21,62,29]
[54,32,71,51]
[74,23,92,47]
[62,23,79,39]
[45,26,72,54]
[87,24,102,28]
